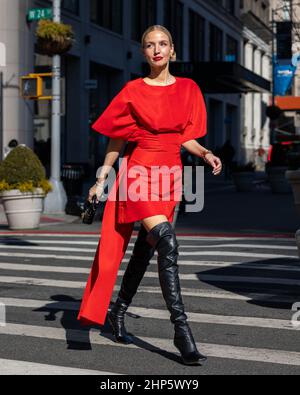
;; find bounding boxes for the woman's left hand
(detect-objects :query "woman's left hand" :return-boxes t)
[204,154,222,176]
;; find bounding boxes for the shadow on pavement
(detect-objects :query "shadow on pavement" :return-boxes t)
[197,257,300,310]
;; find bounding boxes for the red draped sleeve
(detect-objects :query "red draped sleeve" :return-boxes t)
[180,82,207,145]
[92,82,140,142]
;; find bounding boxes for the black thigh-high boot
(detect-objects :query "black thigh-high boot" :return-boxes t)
[108,224,155,344]
[146,221,207,365]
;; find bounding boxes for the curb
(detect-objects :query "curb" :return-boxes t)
[0,230,295,239]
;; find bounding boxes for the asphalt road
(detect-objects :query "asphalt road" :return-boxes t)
[0,231,300,375]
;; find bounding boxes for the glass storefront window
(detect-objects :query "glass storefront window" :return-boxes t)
[209,24,223,61]
[226,35,238,62]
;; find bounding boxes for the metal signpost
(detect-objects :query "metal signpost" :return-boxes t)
[0,42,5,160]
[44,0,67,213]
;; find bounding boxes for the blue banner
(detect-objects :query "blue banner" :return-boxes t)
[274,64,297,96]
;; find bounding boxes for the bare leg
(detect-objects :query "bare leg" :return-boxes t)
[141,215,169,232]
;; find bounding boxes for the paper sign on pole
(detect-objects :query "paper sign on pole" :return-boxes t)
[0,43,6,67]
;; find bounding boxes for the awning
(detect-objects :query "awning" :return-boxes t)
[168,61,271,94]
[275,96,300,111]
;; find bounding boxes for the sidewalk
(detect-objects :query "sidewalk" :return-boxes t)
[175,171,299,237]
[0,171,298,237]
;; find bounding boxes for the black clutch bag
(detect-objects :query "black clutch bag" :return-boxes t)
[81,196,100,225]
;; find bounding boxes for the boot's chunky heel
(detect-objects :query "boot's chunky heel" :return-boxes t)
[146,221,207,365]
[107,298,133,344]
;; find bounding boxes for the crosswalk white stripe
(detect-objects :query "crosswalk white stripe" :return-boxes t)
[198,274,300,286]
[198,244,297,251]
[178,251,297,258]
[1,261,300,274]
[0,239,297,251]
[0,359,121,375]
[0,251,298,268]
[1,323,300,366]
[0,271,299,287]
[0,252,91,261]
[0,263,90,274]
[0,233,295,242]
[0,276,295,303]
[0,282,297,303]
[119,286,299,303]
[0,245,296,259]
[0,297,295,331]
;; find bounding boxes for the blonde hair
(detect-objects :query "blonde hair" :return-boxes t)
[141,25,177,62]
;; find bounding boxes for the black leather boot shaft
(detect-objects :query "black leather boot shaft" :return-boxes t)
[118,224,155,304]
[146,221,187,325]
[146,221,207,365]
[108,224,155,345]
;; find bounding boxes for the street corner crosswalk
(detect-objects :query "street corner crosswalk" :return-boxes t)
[0,231,299,375]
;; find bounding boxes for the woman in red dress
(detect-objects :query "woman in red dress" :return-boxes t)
[78,25,222,365]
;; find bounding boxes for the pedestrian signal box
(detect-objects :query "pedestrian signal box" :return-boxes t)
[20,73,53,100]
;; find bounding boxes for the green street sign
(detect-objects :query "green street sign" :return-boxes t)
[27,8,53,22]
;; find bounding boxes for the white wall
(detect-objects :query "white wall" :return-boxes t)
[0,0,35,158]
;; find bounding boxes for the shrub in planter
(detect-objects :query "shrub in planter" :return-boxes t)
[0,145,52,229]
[35,19,75,56]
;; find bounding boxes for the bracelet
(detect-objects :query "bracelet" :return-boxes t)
[201,149,213,159]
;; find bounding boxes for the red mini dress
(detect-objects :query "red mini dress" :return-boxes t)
[77,77,207,326]
[91,77,207,224]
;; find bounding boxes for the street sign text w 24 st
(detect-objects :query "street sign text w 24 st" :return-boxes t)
[27,8,53,22]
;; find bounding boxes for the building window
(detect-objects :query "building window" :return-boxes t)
[62,0,79,15]
[225,35,238,62]
[225,0,235,15]
[209,24,223,61]
[189,10,205,62]
[131,0,157,42]
[164,0,184,60]
[44,0,79,15]
[282,0,292,21]
[211,0,223,6]
[90,0,123,34]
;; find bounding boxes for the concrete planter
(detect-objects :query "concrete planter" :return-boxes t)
[286,170,300,215]
[232,172,255,192]
[266,166,292,194]
[0,188,45,230]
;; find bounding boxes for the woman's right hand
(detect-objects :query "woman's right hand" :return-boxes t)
[88,180,105,202]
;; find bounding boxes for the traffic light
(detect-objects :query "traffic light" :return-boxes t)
[20,74,42,99]
[20,73,53,100]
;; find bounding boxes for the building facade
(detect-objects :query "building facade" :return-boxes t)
[0,0,35,156]
[240,0,272,168]
[0,0,272,180]
[271,0,300,138]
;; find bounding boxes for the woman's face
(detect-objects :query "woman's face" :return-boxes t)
[143,30,174,67]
